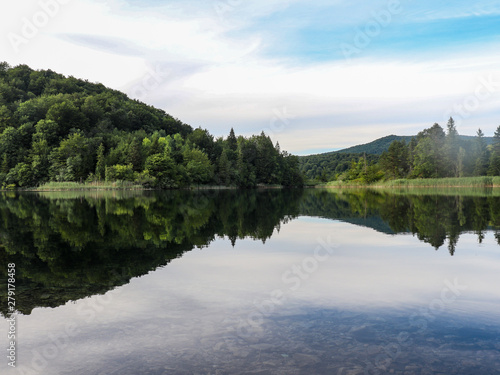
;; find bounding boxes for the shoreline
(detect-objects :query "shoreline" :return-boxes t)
[4,177,500,192]
[316,184,500,189]
[314,176,500,189]
[1,183,290,192]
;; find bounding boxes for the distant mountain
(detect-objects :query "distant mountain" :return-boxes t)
[299,133,494,181]
[336,134,493,156]
[337,135,414,155]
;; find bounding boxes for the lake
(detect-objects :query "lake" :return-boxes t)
[1,188,500,375]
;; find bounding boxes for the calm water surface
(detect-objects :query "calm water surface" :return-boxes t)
[1,188,499,375]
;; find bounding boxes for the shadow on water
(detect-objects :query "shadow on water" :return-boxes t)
[1,187,500,316]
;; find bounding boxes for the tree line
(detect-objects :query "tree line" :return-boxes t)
[338,118,500,183]
[0,62,303,188]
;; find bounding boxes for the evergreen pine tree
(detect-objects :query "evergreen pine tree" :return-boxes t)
[488,125,500,176]
[445,117,460,177]
[473,128,489,176]
[227,128,237,152]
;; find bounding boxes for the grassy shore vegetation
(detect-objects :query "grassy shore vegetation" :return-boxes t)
[33,181,257,191]
[35,181,144,191]
[310,118,500,186]
[325,176,500,188]
[0,63,303,190]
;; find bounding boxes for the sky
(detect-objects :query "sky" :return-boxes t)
[1,0,500,155]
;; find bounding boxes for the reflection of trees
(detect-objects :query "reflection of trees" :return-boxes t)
[0,189,302,316]
[301,189,500,253]
[2,188,499,317]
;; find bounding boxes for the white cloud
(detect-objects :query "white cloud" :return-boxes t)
[1,0,500,154]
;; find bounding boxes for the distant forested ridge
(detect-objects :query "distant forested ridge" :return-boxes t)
[0,62,303,188]
[300,152,380,182]
[300,121,499,183]
[337,135,415,155]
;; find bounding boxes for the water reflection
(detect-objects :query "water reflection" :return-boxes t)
[0,189,301,316]
[1,188,500,317]
[301,189,500,253]
[1,188,500,374]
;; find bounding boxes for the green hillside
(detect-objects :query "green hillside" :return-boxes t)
[337,134,493,156]
[337,135,415,155]
[0,62,302,188]
[300,132,495,182]
[299,152,379,182]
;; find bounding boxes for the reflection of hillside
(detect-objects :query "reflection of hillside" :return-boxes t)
[1,188,500,316]
[299,189,397,234]
[301,189,500,252]
[0,190,302,316]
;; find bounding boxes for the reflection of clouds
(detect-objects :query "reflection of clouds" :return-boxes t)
[145,219,500,316]
[7,218,500,374]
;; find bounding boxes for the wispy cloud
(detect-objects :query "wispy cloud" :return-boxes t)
[1,0,499,154]
[403,0,500,22]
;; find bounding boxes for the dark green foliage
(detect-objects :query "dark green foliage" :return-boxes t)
[217,149,231,186]
[227,127,237,152]
[411,123,447,178]
[473,128,489,176]
[210,130,303,187]
[488,126,500,176]
[236,136,257,187]
[128,137,143,172]
[300,152,379,181]
[95,143,105,180]
[0,63,302,188]
[380,140,409,179]
[445,117,461,177]
[187,127,219,163]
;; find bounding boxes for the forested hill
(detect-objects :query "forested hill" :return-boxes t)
[299,135,413,181]
[335,134,495,156]
[0,62,303,188]
[337,135,414,155]
[0,63,192,136]
[300,132,495,181]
